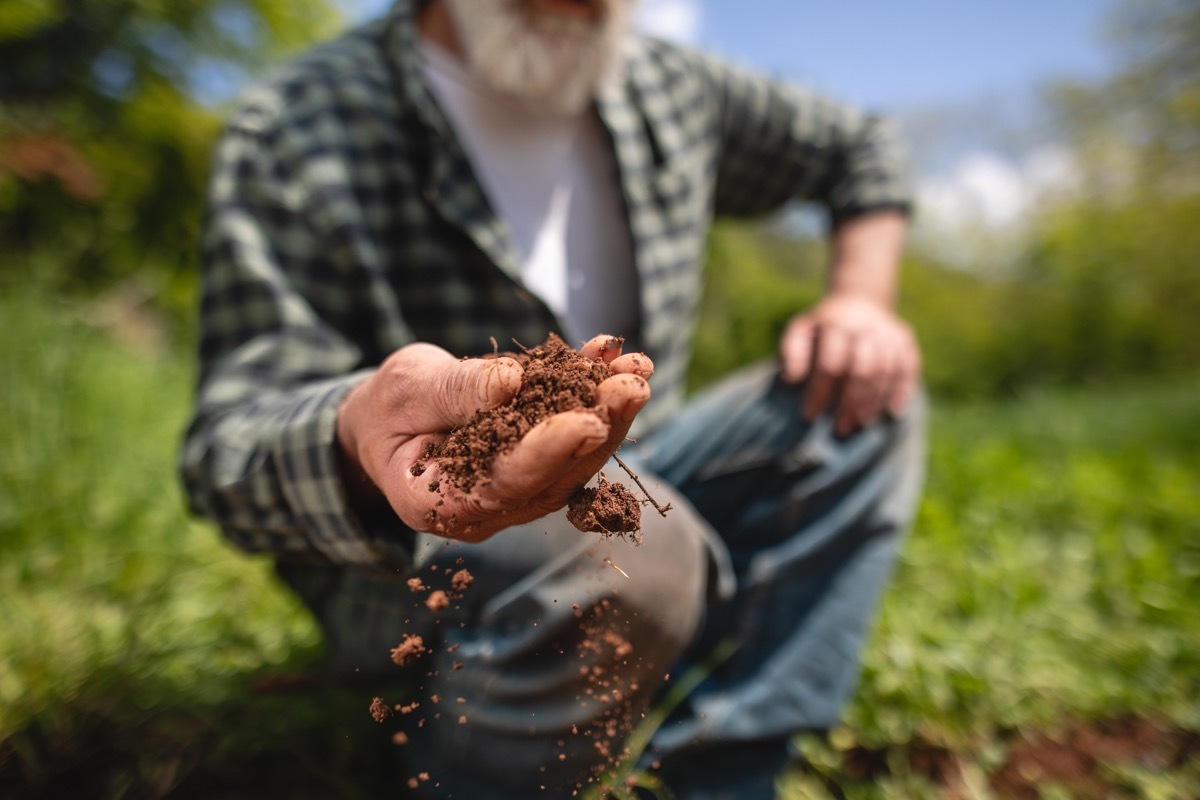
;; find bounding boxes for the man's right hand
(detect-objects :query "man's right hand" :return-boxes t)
[335,336,652,543]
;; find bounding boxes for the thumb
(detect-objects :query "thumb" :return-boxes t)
[390,344,523,432]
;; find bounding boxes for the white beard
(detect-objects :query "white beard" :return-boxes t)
[441,0,633,115]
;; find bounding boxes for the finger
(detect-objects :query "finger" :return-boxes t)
[887,353,921,417]
[594,372,652,425]
[608,352,655,380]
[886,329,921,417]
[382,434,454,531]
[388,346,523,432]
[836,338,886,436]
[803,326,851,421]
[544,372,650,496]
[580,334,625,364]
[780,316,815,384]
[484,410,611,500]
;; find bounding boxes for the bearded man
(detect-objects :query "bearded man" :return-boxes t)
[182,0,926,797]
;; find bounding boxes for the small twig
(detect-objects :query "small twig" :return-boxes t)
[489,336,499,356]
[613,454,672,518]
[603,557,630,579]
[510,337,531,353]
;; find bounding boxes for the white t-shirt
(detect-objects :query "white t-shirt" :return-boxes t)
[420,40,639,346]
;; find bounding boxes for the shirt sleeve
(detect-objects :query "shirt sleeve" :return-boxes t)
[698,53,914,223]
[180,120,412,572]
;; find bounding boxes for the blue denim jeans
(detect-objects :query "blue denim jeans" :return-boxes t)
[622,363,926,799]
[282,362,926,799]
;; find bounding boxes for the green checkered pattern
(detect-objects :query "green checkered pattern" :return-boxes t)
[181,0,912,572]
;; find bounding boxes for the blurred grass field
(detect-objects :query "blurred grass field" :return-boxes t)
[1,282,1197,799]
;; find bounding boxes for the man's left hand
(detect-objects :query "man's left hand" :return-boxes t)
[779,293,920,436]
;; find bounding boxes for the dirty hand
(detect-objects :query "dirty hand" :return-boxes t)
[336,335,652,542]
[779,293,920,436]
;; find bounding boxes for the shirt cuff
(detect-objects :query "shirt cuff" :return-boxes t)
[272,372,412,571]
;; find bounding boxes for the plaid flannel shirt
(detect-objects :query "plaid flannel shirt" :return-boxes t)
[180,0,913,572]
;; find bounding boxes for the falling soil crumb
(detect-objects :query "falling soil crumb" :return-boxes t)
[602,630,634,660]
[406,577,425,593]
[451,568,474,591]
[566,474,643,541]
[395,701,420,715]
[390,634,427,667]
[458,715,468,725]
[369,697,391,723]
[392,731,408,746]
[425,589,450,612]
[411,333,644,535]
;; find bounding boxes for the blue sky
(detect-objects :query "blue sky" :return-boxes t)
[347,0,1117,113]
[636,0,1115,112]
[340,0,1120,239]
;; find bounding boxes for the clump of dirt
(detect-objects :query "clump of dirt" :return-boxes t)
[451,569,473,591]
[369,697,391,723]
[425,590,449,612]
[389,634,427,667]
[567,474,644,543]
[412,333,642,534]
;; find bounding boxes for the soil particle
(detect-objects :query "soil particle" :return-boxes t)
[425,590,449,612]
[368,697,391,723]
[389,635,427,667]
[451,568,474,591]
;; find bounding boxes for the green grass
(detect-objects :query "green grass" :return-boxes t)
[783,379,1200,798]
[0,285,398,798]
[2,283,1197,798]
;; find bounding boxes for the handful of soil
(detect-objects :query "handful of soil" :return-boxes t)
[412,333,643,535]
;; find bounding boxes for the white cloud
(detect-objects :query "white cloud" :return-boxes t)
[916,145,1080,232]
[635,0,703,44]
[911,145,1082,266]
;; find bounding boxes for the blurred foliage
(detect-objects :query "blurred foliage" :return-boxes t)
[698,0,1200,399]
[0,0,1194,400]
[0,282,405,798]
[1,282,1195,796]
[1,2,1198,795]
[689,221,825,390]
[779,375,1200,798]
[0,0,341,325]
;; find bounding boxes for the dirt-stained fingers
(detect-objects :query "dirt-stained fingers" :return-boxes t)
[580,333,625,363]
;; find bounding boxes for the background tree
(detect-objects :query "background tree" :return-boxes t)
[997,0,1200,387]
[698,0,1200,397]
[0,0,341,298]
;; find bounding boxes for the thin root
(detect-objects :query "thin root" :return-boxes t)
[613,454,673,518]
[603,557,630,579]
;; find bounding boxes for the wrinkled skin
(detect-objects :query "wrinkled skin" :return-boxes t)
[337,334,652,542]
